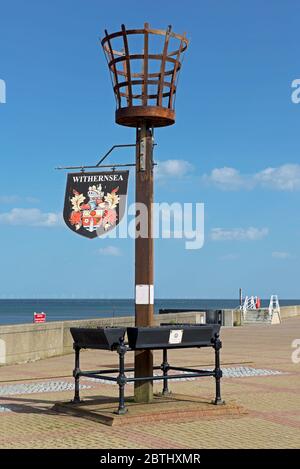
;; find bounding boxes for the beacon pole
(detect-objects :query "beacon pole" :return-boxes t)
[134,123,154,403]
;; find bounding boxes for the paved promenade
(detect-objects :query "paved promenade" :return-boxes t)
[0,317,300,449]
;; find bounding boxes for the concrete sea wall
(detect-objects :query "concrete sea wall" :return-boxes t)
[278,305,300,318]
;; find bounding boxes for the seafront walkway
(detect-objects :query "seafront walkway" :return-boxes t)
[0,317,300,449]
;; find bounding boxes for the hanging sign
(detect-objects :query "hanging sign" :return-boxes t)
[63,171,129,239]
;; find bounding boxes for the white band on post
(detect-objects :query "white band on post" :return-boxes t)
[135,285,154,305]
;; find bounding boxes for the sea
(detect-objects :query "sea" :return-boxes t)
[0,299,298,325]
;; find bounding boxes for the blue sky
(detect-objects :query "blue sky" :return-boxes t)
[0,0,300,299]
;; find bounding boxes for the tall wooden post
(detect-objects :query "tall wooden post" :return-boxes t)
[134,123,154,402]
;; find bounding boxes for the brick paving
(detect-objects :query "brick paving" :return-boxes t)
[0,317,300,448]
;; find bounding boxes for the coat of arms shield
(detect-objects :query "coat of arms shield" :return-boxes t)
[63,171,129,239]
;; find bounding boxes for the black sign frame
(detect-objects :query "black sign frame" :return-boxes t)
[63,170,129,239]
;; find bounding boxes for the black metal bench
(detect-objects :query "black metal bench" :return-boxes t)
[70,324,224,414]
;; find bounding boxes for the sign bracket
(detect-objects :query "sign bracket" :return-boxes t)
[55,143,156,172]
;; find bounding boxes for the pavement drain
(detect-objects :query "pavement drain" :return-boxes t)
[222,367,284,378]
[0,381,91,396]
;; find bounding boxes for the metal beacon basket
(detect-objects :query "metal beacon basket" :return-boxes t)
[101,23,189,128]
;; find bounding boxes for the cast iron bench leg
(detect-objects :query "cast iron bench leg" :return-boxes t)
[213,333,225,405]
[161,348,170,395]
[72,345,81,403]
[116,338,128,415]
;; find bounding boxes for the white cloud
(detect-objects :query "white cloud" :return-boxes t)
[203,164,300,191]
[98,246,121,256]
[25,196,40,204]
[0,195,20,204]
[254,164,300,191]
[211,227,269,241]
[0,208,62,227]
[155,159,193,179]
[202,167,249,191]
[272,251,291,259]
[0,195,39,204]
